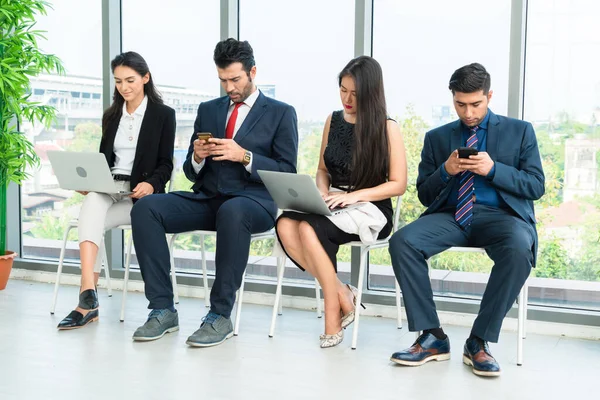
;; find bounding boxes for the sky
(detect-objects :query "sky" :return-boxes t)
[34,0,600,125]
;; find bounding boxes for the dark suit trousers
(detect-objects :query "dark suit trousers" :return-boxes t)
[389,204,534,342]
[131,193,273,318]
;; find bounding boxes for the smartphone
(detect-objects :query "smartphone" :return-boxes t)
[458,147,478,158]
[196,132,213,142]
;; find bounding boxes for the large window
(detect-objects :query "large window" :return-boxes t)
[20,0,103,263]
[369,0,512,297]
[12,1,600,318]
[239,0,355,281]
[122,0,220,149]
[121,0,220,274]
[524,0,600,310]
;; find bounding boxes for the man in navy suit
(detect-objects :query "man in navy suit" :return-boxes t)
[388,63,544,376]
[130,39,298,346]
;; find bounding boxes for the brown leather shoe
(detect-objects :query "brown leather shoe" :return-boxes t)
[463,337,501,377]
[390,332,451,366]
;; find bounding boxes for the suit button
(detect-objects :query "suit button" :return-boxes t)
[142,172,148,177]
[435,196,440,200]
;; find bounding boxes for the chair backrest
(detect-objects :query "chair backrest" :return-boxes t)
[391,195,402,233]
[167,158,178,193]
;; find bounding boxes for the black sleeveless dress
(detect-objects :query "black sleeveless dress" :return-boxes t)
[276,110,393,272]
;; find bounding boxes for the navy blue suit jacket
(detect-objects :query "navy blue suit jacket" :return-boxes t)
[179,91,298,219]
[416,110,545,264]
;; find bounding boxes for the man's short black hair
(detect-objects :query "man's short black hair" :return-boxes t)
[448,63,491,94]
[213,38,255,74]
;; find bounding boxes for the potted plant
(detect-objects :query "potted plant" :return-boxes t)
[0,0,64,289]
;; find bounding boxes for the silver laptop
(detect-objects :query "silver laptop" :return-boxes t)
[47,151,132,195]
[258,170,360,216]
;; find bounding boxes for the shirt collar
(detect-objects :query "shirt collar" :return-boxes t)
[122,95,148,117]
[229,88,260,109]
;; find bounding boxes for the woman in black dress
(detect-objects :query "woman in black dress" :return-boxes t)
[276,56,407,348]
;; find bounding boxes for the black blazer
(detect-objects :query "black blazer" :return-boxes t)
[99,101,176,196]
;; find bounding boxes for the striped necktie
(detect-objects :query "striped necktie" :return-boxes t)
[455,126,479,227]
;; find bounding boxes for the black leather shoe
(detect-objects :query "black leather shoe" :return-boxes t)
[463,337,501,377]
[57,289,99,330]
[390,332,451,366]
[57,309,99,330]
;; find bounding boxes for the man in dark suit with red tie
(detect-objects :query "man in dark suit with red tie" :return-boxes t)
[388,63,545,376]
[130,38,298,347]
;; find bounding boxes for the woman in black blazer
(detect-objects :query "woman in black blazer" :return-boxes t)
[58,52,176,330]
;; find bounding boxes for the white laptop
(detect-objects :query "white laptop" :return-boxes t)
[47,151,133,195]
[258,170,361,216]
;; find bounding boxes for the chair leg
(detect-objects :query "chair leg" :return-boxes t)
[277,257,284,316]
[395,280,402,329]
[278,288,283,316]
[269,256,286,338]
[201,235,210,308]
[233,272,246,336]
[168,234,179,305]
[351,246,369,350]
[101,238,112,297]
[171,266,179,305]
[51,224,74,314]
[517,287,526,366]
[315,278,322,318]
[120,232,134,322]
[523,282,528,339]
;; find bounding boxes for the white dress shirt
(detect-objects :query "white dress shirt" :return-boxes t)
[191,88,260,174]
[111,95,148,176]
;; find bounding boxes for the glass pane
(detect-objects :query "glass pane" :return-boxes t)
[240,0,354,281]
[121,0,220,274]
[370,0,511,299]
[21,0,102,263]
[525,0,600,311]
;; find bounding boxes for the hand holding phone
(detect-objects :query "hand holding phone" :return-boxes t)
[458,147,478,159]
[194,132,214,163]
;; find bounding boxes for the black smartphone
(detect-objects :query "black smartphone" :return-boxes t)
[458,147,478,158]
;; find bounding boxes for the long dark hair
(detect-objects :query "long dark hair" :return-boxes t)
[102,51,163,134]
[339,56,389,191]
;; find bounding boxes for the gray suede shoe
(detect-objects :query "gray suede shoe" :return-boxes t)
[132,309,179,341]
[186,311,233,347]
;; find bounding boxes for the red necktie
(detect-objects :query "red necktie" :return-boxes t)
[225,102,244,139]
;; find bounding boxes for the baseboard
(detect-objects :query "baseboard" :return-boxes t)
[10,268,600,341]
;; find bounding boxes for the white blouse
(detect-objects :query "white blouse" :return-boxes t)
[111,95,148,176]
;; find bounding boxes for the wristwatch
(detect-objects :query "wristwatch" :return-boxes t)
[242,150,252,166]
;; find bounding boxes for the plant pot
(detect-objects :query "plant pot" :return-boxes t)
[0,251,17,290]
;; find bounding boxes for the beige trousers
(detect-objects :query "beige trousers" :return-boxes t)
[77,180,133,273]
